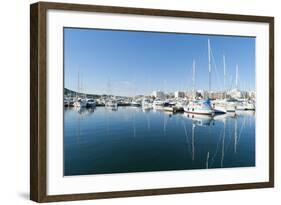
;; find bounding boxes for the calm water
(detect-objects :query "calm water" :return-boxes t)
[64,107,255,176]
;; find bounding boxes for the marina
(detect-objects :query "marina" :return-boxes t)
[63,29,256,176]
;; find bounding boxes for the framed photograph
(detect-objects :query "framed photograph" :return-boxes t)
[30,2,274,202]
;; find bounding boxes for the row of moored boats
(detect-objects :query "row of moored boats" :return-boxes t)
[65,96,255,115]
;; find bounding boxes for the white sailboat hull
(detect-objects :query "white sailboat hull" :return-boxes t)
[184,100,214,115]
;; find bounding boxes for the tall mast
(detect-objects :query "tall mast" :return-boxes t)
[223,55,226,99]
[107,79,111,99]
[77,69,80,98]
[80,73,83,97]
[236,64,239,89]
[208,39,211,98]
[192,59,196,94]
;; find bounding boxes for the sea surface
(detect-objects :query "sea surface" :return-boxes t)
[64,106,255,176]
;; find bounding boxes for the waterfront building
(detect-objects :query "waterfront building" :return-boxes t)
[209,91,225,99]
[228,88,242,99]
[151,90,165,99]
[174,91,185,98]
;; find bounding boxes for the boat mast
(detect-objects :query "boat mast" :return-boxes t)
[223,55,226,99]
[236,64,239,90]
[107,79,111,100]
[77,69,80,98]
[192,59,196,97]
[80,72,84,98]
[208,39,211,98]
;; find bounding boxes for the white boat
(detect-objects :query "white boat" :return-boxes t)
[209,46,238,114]
[105,99,118,109]
[73,69,88,108]
[184,99,215,115]
[225,99,237,112]
[105,79,118,109]
[152,99,165,110]
[175,99,186,108]
[162,101,175,112]
[64,98,75,107]
[131,100,141,107]
[64,98,70,107]
[142,98,153,109]
[226,65,256,111]
[236,100,255,110]
[212,99,227,114]
[213,99,237,113]
[86,99,96,108]
[184,50,214,115]
[174,104,184,112]
[74,97,87,108]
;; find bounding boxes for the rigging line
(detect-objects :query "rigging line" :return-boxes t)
[228,75,234,92]
[210,47,223,89]
[186,60,194,91]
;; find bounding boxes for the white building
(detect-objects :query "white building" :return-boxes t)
[174,91,185,98]
[151,90,165,99]
[228,88,242,99]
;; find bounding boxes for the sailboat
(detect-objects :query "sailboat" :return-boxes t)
[184,99,214,115]
[142,98,153,110]
[105,80,118,110]
[105,98,118,110]
[85,98,96,108]
[153,99,165,110]
[184,41,215,116]
[236,79,255,111]
[73,70,87,108]
[73,97,87,108]
[227,64,256,111]
[130,100,141,107]
[226,65,240,112]
[236,100,255,110]
[212,57,238,113]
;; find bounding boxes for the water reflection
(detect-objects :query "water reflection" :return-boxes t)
[184,113,214,126]
[64,107,255,176]
[74,107,95,115]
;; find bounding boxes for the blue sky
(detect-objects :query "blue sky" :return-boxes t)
[64,28,255,96]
